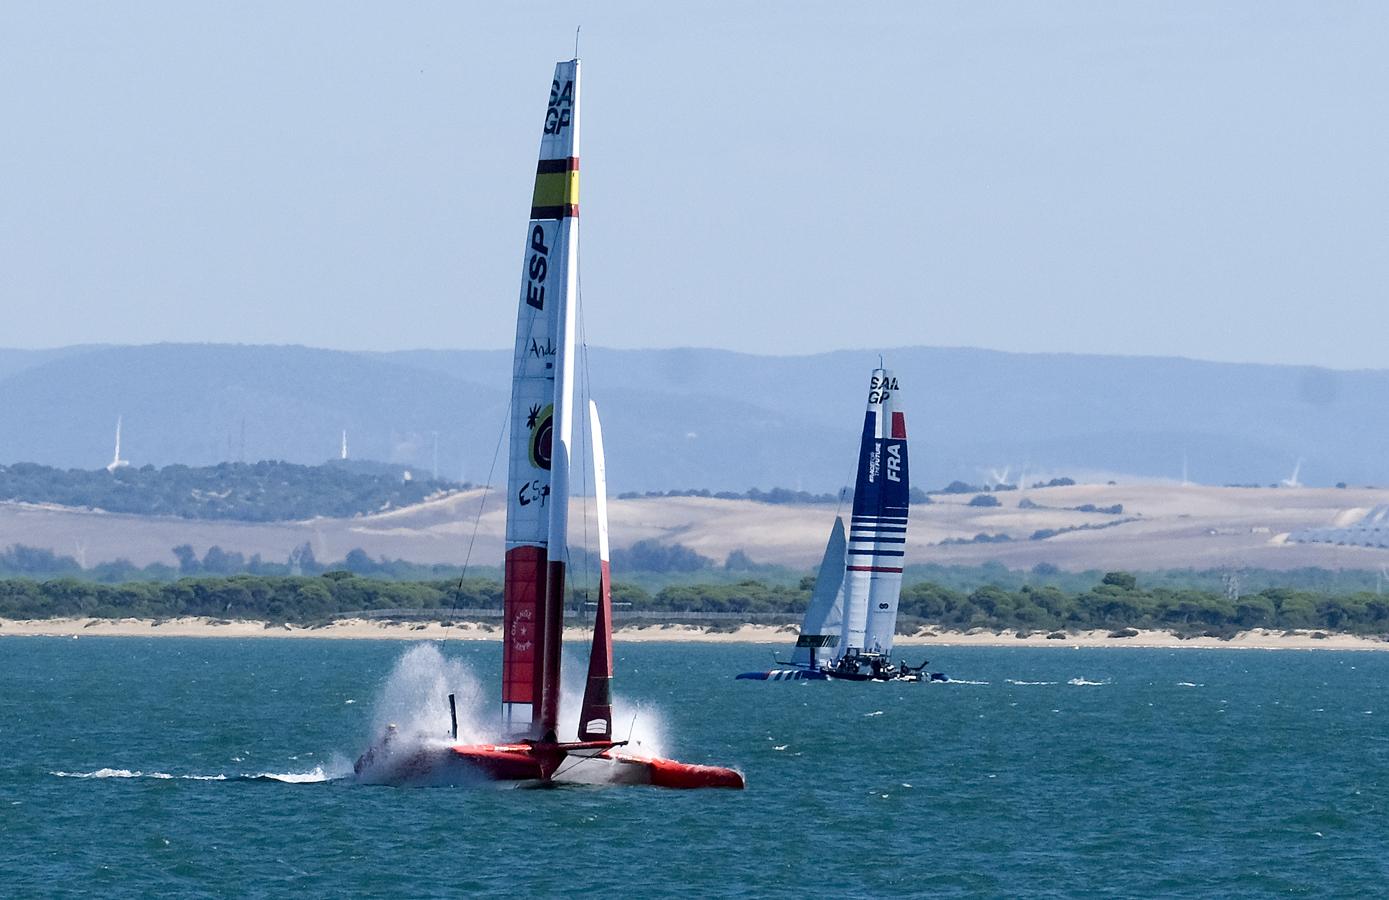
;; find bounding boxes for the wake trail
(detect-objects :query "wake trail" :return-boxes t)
[50,765,348,784]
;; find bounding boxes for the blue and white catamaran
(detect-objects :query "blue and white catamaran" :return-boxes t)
[738,367,945,683]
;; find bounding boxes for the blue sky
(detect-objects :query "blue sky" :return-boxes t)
[1,2,1385,368]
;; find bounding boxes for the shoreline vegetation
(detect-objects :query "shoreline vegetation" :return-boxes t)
[1,617,1384,651]
[2,569,1389,647]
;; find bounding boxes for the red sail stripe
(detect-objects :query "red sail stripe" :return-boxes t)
[891,411,906,439]
[578,559,614,739]
[502,545,547,710]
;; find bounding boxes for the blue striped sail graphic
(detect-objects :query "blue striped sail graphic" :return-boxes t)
[842,368,909,656]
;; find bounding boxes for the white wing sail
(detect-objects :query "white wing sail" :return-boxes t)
[502,59,581,735]
[843,368,909,656]
[791,516,847,668]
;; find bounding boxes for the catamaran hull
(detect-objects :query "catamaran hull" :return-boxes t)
[736,669,828,681]
[736,668,948,683]
[355,742,743,789]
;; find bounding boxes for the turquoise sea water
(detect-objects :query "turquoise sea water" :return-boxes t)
[2,637,1387,898]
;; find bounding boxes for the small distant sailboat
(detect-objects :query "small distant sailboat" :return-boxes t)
[738,368,945,683]
[354,57,742,789]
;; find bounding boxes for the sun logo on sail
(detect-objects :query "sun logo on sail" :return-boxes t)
[528,403,554,471]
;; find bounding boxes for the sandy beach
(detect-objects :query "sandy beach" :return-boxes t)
[1,616,1385,651]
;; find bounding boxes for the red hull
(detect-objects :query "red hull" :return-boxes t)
[447,742,744,789]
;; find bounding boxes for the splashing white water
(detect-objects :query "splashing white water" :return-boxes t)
[1068,677,1110,686]
[368,643,489,746]
[351,641,676,785]
[558,652,668,759]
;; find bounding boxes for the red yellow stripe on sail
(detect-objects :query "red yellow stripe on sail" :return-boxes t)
[531,157,579,219]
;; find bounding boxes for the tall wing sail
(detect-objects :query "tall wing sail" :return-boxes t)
[790,516,847,668]
[843,368,909,655]
[578,400,614,740]
[502,59,581,736]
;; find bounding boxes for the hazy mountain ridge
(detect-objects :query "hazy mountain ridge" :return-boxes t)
[0,343,1380,491]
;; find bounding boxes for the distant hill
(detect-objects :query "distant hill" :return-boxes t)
[0,460,460,522]
[0,343,1383,492]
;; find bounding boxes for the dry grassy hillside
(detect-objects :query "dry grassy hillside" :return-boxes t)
[2,483,1387,573]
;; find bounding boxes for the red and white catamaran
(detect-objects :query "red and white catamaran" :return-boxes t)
[356,57,742,789]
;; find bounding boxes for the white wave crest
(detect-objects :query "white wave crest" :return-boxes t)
[1067,677,1110,686]
[1006,679,1059,686]
[253,766,334,783]
[51,768,229,781]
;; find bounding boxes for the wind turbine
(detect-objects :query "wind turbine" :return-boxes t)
[341,429,349,461]
[1280,458,1303,488]
[986,465,1011,489]
[106,416,130,473]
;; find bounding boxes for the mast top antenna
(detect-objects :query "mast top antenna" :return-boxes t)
[575,26,581,59]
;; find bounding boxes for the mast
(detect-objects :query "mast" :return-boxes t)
[502,59,581,737]
[578,400,614,740]
[842,368,909,656]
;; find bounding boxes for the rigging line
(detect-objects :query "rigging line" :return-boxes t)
[461,223,549,648]
[549,745,614,780]
[443,409,508,646]
[448,294,536,646]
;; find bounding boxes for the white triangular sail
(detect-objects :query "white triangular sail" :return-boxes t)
[578,400,614,740]
[502,59,581,736]
[790,516,847,668]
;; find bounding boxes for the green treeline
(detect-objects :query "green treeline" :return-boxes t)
[0,461,462,521]
[4,541,1389,605]
[4,571,1389,636]
[0,574,499,623]
[896,571,1389,637]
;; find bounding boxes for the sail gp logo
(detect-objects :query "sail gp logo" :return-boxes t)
[886,443,901,482]
[868,373,899,405]
[867,443,881,483]
[545,79,574,135]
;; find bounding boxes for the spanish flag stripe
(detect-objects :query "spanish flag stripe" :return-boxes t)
[530,204,579,220]
[530,168,579,219]
[536,156,580,174]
